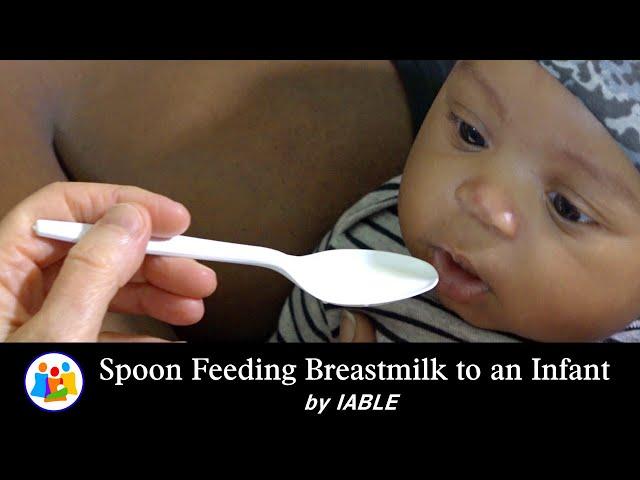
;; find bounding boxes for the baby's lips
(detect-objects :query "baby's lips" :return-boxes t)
[451,252,481,279]
[432,247,490,304]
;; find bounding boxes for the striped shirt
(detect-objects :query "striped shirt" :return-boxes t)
[271,176,640,343]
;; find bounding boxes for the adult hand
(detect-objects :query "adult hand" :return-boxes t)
[1,182,216,342]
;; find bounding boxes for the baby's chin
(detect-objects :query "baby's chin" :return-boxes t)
[436,291,509,332]
[428,272,539,339]
[406,237,634,342]
[456,303,621,342]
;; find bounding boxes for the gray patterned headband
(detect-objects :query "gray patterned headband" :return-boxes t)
[538,60,640,170]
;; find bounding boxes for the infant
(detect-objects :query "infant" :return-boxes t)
[273,60,640,343]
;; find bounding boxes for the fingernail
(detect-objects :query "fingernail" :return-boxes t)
[340,310,356,343]
[101,204,144,234]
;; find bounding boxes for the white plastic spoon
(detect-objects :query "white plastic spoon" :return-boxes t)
[33,219,438,307]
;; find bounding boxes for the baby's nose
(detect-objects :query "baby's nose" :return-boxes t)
[455,177,519,239]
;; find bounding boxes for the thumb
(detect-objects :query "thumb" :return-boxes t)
[29,203,151,341]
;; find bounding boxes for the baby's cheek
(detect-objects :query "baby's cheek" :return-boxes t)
[498,248,640,341]
[398,184,430,257]
[398,167,449,258]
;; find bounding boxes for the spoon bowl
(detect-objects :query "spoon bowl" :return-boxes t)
[284,249,438,306]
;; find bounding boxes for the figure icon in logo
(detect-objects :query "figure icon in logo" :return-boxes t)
[30,361,78,402]
[60,362,78,395]
[26,354,83,410]
[30,362,49,398]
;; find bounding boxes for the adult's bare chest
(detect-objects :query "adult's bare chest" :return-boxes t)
[52,60,412,339]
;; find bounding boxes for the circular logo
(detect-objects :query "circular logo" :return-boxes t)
[25,353,83,411]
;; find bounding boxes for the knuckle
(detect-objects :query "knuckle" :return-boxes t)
[66,244,116,275]
[113,185,147,205]
[43,180,71,193]
[42,181,69,196]
[45,181,65,192]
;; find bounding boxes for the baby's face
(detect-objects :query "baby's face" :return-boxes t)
[399,60,640,341]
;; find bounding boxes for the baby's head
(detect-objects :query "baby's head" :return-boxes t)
[399,60,640,341]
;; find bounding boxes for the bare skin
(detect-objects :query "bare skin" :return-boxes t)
[0,61,413,341]
[1,183,216,342]
[399,60,640,341]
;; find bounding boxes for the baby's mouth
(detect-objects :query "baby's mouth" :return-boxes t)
[431,246,489,304]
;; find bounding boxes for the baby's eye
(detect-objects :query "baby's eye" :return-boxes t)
[458,119,486,148]
[548,192,593,224]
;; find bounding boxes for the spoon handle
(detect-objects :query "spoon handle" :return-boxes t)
[33,219,289,270]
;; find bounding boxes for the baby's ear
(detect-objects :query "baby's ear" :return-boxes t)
[338,310,377,343]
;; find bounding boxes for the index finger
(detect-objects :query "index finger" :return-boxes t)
[0,182,191,268]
